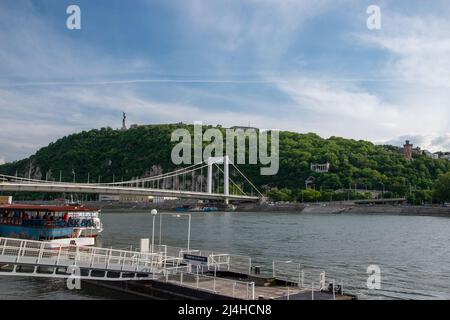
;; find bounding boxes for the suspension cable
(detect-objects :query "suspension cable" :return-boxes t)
[213,163,247,196]
[230,163,264,197]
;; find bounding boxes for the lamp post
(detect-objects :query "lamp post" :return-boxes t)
[150,209,158,254]
[380,182,385,200]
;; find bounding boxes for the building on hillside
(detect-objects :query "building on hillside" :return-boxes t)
[423,150,440,159]
[310,162,330,173]
[403,140,413,160]
[229,125,259,131]
[400,140,421,160]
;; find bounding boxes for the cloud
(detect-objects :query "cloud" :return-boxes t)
[0,157,5,165]
[2,1,450,163]
[383,134,450,153]
[355,14,450,88]
[0,84,291,161]
[0,1,152,84]
[177,0,332,66]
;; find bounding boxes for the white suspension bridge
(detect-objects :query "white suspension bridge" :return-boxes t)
[0,156,263,203]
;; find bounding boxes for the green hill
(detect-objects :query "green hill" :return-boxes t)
[1,123,450,203]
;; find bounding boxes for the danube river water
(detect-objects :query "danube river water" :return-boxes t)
[1,211,449,300]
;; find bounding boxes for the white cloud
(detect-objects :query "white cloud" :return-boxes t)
[0,84,289,161]
[179,0,332,63]
[271,77,407,141]
[345,12,450,150]
[2,1,450,163]
[383,134,450,153]
[0,157,5,165]
[355,14,450,88]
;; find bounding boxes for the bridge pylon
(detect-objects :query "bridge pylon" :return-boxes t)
[206,156,230,204]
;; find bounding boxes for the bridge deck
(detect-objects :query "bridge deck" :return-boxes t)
[0,181,259,201]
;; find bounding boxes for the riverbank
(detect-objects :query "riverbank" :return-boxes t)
[296,203,450,217]
[15,200,450,217]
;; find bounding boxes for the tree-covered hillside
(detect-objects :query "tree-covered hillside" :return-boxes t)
[1,124,450,202]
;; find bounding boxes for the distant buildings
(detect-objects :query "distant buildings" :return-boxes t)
[403,140,413,160]
[423,150,440,159]
[229,125,258,131]
[98,194,178,203]
[401,139,449,161]
[310,162,330,173]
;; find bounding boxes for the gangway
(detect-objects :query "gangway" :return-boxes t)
[0,237,173,281]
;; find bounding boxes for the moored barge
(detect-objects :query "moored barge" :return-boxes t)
[0,203,103,247]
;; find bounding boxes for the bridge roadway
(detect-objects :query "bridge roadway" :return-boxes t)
[0,182,260,202]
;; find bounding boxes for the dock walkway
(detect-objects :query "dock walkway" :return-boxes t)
[0,237,355,300]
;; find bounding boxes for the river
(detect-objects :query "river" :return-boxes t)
[1,211,449,300]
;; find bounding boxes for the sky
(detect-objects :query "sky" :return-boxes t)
[1,0,450,163]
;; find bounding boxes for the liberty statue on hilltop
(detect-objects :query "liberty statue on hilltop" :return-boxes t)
[121,112,127,130]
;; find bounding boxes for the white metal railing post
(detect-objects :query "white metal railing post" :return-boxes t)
[180,271,183,285]
[37,242,44,263]
[252,282,255,300]
[75,245,79,263]
[233,282,236,298]
[287,287,290,301]
[1,239,6,255]
[90,248,96,267]
[16,240,24,263]
[319,271,326,291]
[121,251,126,270]
[340,280,344,295]
[301,270,304,288]
[106,248,111,269]
[135,252,140,272]
[311,282,314,300]
[56,245,62,265]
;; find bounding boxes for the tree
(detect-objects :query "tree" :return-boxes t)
[267,188,293,202]
[433,173,450,203]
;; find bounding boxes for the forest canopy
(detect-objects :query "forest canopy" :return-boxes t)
[1,124,449,203]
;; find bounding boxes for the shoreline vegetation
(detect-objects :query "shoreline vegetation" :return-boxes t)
[16,200,450,217]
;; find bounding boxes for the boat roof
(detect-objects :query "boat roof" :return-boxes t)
[0,204,97,212]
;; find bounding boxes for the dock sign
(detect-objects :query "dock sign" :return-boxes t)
[183,253,208,266]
